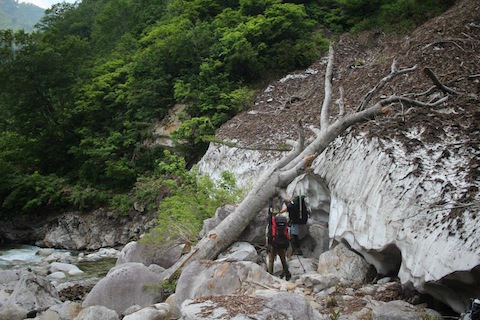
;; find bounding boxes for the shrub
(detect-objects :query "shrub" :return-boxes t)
[145,151,243,244]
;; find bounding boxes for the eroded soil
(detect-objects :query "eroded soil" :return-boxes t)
[217,0,479,177]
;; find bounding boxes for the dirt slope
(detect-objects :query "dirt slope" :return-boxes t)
[216,0,479,189]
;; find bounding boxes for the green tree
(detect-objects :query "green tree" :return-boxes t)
[91,0,134,52]
[0,31,89,174]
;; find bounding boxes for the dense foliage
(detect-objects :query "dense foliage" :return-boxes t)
[0,0,44,32]
[141,151,243,244]
[0,0,455,217]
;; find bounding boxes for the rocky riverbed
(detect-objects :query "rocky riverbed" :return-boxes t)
[0,206,467,319]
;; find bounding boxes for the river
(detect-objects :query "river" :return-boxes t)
[0,244,45,267]
[0,244,116,279]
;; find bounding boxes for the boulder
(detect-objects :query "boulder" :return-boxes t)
[0,303,27,320]
[317,242,372,287]
[46,301,82,320]
[50,262,84,276]
[47,272,66,280]
[257,290,323,319]
[217,241,258,262]
[81,248,120,262]
[369,300,442,320]
[116,241,181,269]
[181,291,321,320]
[44,251,74,264]
[6,272,61,313]
[288,257,317,279]
[0,270,22,284]
[82,262,163,315]
[73,306,119,320]
[50,262,83,275]
[122,303,171,320]
[174,260,287,313]
[200,205,267,244]
[298,273,340,292]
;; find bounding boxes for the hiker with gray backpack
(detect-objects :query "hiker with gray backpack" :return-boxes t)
[282,195,310,255]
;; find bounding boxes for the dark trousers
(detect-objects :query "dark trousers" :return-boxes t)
[291,234,301,251]
[268,247,290,278]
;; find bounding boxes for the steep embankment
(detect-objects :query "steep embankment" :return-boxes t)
[198,0,479,313]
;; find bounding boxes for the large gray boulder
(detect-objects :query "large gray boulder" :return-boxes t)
[0,303,27,320]
[73,306,119,320]
[44,301,82,320]
[216,241,258,262]
[174,260,290,313]
[317,242,372,287]
[200,205,268,244]
[369,300,442,320]
[0,270,22,284]
[4,272,60,313]
[116,240,182,269]
[181,291,321,320]
[82,262,163,315]
[122,303,171,320]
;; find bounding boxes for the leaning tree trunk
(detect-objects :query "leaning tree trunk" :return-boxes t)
[162,44,449,280]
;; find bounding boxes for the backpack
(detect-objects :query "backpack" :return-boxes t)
[270,215,290,249]
[287,195,309,225]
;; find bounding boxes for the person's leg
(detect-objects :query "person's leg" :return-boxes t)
[290,224,303,255]
[293,235,303,255]
[278,248,291,280]
[267,248,275,274]
[286,242,293,260]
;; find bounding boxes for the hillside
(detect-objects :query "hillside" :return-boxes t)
[0,0,44,31]
[216,0,479,160]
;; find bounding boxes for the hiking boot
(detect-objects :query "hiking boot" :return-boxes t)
[285,272,291,281]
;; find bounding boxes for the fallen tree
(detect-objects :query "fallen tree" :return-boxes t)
[162,44,449,280]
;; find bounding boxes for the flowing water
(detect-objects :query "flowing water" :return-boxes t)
[0,244,115,279]
[75,258,117,279]
[0,244,43,268]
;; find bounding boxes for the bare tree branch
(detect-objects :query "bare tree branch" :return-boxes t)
[424,67,461,95]
[320,45,334,130]
[337,86,345,117]
[205,137,291,152]
[297,120,305,150]
[379,95,449,108]
[357,63,418,112]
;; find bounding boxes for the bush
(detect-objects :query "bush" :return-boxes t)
[1,172,68,214]
[67,185,110,211]
[145,151,243,244]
